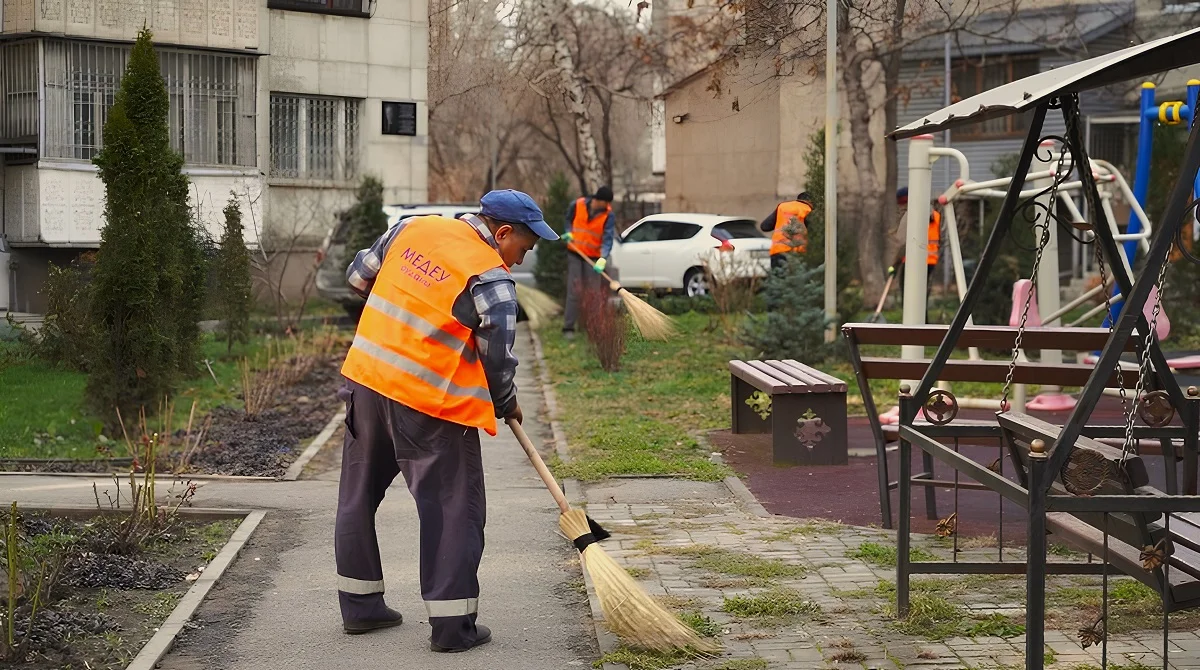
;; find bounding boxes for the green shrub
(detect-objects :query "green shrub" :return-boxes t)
[342,176,389,267]
[24,253,96,371]
[534,173,572,299]
[740,258,832,363]
[215,197,252,352]
[87,28,206,424]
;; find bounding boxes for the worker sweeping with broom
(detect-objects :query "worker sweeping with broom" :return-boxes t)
[334,189,555,652]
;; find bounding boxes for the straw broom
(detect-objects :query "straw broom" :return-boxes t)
[507,419,718,655]
[514,283,562,330]
[567,245,676,341]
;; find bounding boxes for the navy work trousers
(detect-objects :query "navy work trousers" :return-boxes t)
[333,379,486,649]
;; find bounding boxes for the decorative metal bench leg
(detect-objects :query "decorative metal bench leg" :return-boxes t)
[921,450,938,520]
[1027,447,1048,670]
[877,441,893,530]
[1186,402,1199,496]
[897,433,912,617]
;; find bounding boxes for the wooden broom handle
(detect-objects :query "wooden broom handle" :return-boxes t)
[507,419,571,514]
[567,243,621,289]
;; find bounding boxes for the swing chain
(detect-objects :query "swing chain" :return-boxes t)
[1000,145,1069,410]
[1120,257,1171,463]
[1093,233,1132,421]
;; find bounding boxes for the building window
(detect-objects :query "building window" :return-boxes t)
[270,94,362,181]
[0,41,41,146]
[951,55,1039,139]
[42,40,256,165]
[267,0,370,17]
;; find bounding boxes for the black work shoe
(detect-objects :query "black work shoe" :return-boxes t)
[430,624,492,653]
[343,608,403,634]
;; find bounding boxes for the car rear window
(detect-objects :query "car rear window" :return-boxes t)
[714,220,763,239]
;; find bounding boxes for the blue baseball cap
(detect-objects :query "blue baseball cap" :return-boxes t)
[479,190,559,241]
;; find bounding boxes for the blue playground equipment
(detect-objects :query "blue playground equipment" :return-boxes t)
[1106,79,1200,326]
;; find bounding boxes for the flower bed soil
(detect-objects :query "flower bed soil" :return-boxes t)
[0,354,344,478]
[1,511,240,669]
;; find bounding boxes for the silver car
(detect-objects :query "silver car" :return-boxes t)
[315,204,540,317]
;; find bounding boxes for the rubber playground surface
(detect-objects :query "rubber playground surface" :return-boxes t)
[715,383,1200,542]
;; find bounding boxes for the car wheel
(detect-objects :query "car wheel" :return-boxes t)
[684,268,708,297]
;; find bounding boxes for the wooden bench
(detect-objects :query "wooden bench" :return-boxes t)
[999,412,1200,611]
[840,322,1184,528]
[729,359,848,465]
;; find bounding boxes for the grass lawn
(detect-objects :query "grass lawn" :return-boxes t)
[0,332,286,460]
[538,313,735,481]
[536,302,1125,481]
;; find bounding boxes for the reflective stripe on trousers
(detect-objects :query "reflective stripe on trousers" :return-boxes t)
[425,597,479,618]
[338,575,385,595]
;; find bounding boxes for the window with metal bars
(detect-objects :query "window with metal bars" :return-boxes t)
[0,41,40,145]
[269,94,362,182]
[267,0,370,17]
[41,39,257,165]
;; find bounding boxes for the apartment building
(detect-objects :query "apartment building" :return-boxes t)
[0,0,428,312]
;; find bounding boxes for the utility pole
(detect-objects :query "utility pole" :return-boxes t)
[823,0,838,342]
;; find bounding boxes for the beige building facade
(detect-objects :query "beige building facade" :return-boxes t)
[0,0,428,312]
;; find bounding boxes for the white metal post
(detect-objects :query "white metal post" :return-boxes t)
[901,135,934,382]
[823,0,838,342]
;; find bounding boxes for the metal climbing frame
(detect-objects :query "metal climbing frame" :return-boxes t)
[886,27,1200,670]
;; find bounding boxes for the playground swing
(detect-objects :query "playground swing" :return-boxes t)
[881,32,1200,667]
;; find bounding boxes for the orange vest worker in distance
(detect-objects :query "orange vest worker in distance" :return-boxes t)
[334,189,557,654]
[761,192,814,269]
[567,195,612,259]
[896,187,941,268]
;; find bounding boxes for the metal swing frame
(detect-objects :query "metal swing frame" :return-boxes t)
[883,27,1200,670]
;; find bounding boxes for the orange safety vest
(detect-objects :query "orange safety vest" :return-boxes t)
[770,201,811,255]
[570,197,611,259]
[341,216,506,436]
[926,211,941,266]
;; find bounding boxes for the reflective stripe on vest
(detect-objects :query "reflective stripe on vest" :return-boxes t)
[926,211,941,266]
[570,197,610,259]
[770,201,811,255]
[340,216,505,435]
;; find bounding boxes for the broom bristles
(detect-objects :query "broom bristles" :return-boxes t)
[559,509,718,654]
[616,289,676,342]
[515,283,562,330]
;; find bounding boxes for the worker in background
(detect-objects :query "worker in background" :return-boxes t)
[761,192,813,270]
[335,189,557,653]
[560,186,616,339]
[893,186,941,288]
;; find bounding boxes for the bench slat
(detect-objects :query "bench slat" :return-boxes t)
[729,360,789,392]
[764,360,830,392]
[843,323,1138,353]
[859,357,1137,388]
[782,359,848,392]
[747,360,806,390]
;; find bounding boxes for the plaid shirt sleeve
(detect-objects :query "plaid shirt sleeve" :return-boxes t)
[346,220,406,299]
[469,268,519,417]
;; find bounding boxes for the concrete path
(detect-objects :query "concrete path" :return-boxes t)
[0,325,597,669]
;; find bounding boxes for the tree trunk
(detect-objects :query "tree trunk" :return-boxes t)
[880,0,907,273]
[550,19,605,193]
[599,90,614,188]
[840,49,887,304]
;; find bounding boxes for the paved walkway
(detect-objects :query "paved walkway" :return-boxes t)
[584,476,1200,670]
[1,326,596,669]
